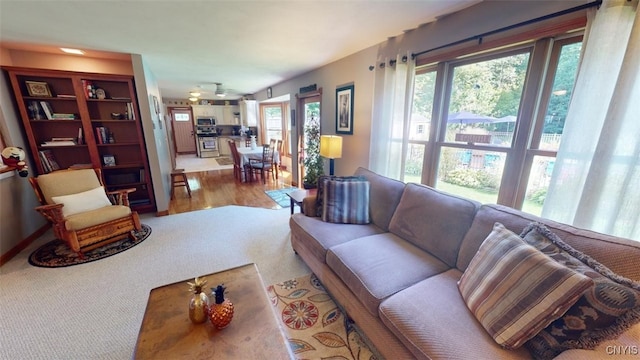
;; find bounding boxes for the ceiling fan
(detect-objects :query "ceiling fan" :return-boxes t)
[189,83,241,100]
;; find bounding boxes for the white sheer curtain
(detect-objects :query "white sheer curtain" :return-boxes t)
[369,53,415,180]
[542,0,639,241]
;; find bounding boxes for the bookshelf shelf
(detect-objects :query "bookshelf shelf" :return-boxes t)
[3,67,156,213]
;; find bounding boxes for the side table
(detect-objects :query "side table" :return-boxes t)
[287,188,317,215]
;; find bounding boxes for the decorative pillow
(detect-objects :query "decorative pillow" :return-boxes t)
[51,186,113,218]
[521,222,640,359]
[458,223,593,350]
[314,175,366,217]
[321,177,370,224]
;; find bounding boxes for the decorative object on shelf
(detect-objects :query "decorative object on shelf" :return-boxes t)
[1,147,29,177]
[302,113,323,188]
[209,284,234,329]
[336,84,354,135]
[102,154,116,167]
[25,81,52,97]
[250,135,257,150]
[95,88,106,100]
[110,112,124,120]
[320,135,343,175]
[187,277,210,324]
[28,101,44,120]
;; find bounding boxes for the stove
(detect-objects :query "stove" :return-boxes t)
[195,118,219,158]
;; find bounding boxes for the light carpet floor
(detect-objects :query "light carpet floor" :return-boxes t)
[0,206,310,359]
[176,154,234,173]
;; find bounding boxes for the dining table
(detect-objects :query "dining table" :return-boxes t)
[237,146,280,181]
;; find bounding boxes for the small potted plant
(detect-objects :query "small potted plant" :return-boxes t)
[302,114,324,189]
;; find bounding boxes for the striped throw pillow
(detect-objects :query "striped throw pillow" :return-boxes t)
[321,178,370,224]
[458,223,593,349]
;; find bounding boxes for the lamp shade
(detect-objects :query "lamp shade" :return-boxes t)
[320,135,342,159]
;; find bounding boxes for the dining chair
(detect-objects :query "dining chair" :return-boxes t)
[248,144,275,184]
[229,140,249,182]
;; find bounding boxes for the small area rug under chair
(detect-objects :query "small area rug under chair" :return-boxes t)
[268,273,377,360]
[28,224,151,268]
[265,187,297,208]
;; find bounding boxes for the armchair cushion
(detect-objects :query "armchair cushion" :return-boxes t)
[65,205,132,231]
[36,169,102,204]
[51,186,112,218]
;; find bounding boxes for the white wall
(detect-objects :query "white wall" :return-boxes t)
[254,0,589,179]
[131,55,172,214]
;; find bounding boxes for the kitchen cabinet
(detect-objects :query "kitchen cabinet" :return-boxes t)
[223,105,240,126]
[191,105,220,123]
[218,136,232,156]
[3,67,156,213]
[240,100,257,127]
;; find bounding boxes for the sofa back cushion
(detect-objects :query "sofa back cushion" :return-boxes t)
[353,167,405,231]
[388,183,480,267]
[456,204,640,281]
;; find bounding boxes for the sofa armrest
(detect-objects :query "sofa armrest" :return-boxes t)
[302,195,318,217]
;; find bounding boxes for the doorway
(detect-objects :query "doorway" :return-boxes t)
[295,90,322,187]
[170,107,196,154]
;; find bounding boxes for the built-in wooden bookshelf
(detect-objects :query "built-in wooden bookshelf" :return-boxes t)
[3,67,156,213]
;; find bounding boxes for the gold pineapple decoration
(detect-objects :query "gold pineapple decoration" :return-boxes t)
[187,277,210,324]
[209,284,234,329]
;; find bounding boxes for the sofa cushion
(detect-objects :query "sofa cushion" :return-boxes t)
[457,204,640,281]
[326,233,449,317]
[379,269,531,360]
[315,175,366,217]
[354,167,406,231]
[321,177,370,224]
[458,223,593,349]
[521,222,640,359]
[289,214,384,262]
[388,183,480,267]
[65,205,132,231]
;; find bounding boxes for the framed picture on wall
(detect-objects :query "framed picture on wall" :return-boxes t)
[336,84,354,135]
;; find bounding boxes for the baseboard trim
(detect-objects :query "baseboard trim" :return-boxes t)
[156,210,169,216]
[0,223,50,266]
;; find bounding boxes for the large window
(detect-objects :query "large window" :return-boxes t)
[409,34,582,215]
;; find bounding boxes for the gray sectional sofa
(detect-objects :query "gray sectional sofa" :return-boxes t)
[289,167,640,359]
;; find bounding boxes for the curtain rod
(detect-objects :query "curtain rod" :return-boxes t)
[411,0,602,59]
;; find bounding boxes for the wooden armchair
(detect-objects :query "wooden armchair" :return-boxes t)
[29,168,142,257]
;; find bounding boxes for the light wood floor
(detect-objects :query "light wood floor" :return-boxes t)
[168,168,296,215]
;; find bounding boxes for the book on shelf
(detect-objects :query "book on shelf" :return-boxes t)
[52,113,76,119]
[112,96,131,101]
[41,139,76,146]
[38,150,60,173]
[95,126,112,144]
[77,128,84,145]
[56,94,76,99]
[39,101,54,120]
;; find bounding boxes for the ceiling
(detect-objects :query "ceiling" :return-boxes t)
[0,1,481,100]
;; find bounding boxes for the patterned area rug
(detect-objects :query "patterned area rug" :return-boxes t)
[265,187,297,208]
[28,224,151,268]
[268,273,377,360]
[216,157,234,165]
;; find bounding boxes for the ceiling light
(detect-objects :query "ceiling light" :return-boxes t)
[189,97,198,102]
[60,48,84,55]
[189,92,201,97]
[216,93,225,98]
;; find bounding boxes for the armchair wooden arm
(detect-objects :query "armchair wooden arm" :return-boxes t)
[34,203,65,224]
[106,188,136,206]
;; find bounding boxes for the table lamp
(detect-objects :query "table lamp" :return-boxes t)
[320,135,342,175]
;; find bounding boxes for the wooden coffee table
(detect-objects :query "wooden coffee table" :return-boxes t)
[134,263,293,359]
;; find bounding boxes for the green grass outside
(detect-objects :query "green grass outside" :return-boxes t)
[403,174,543,216]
